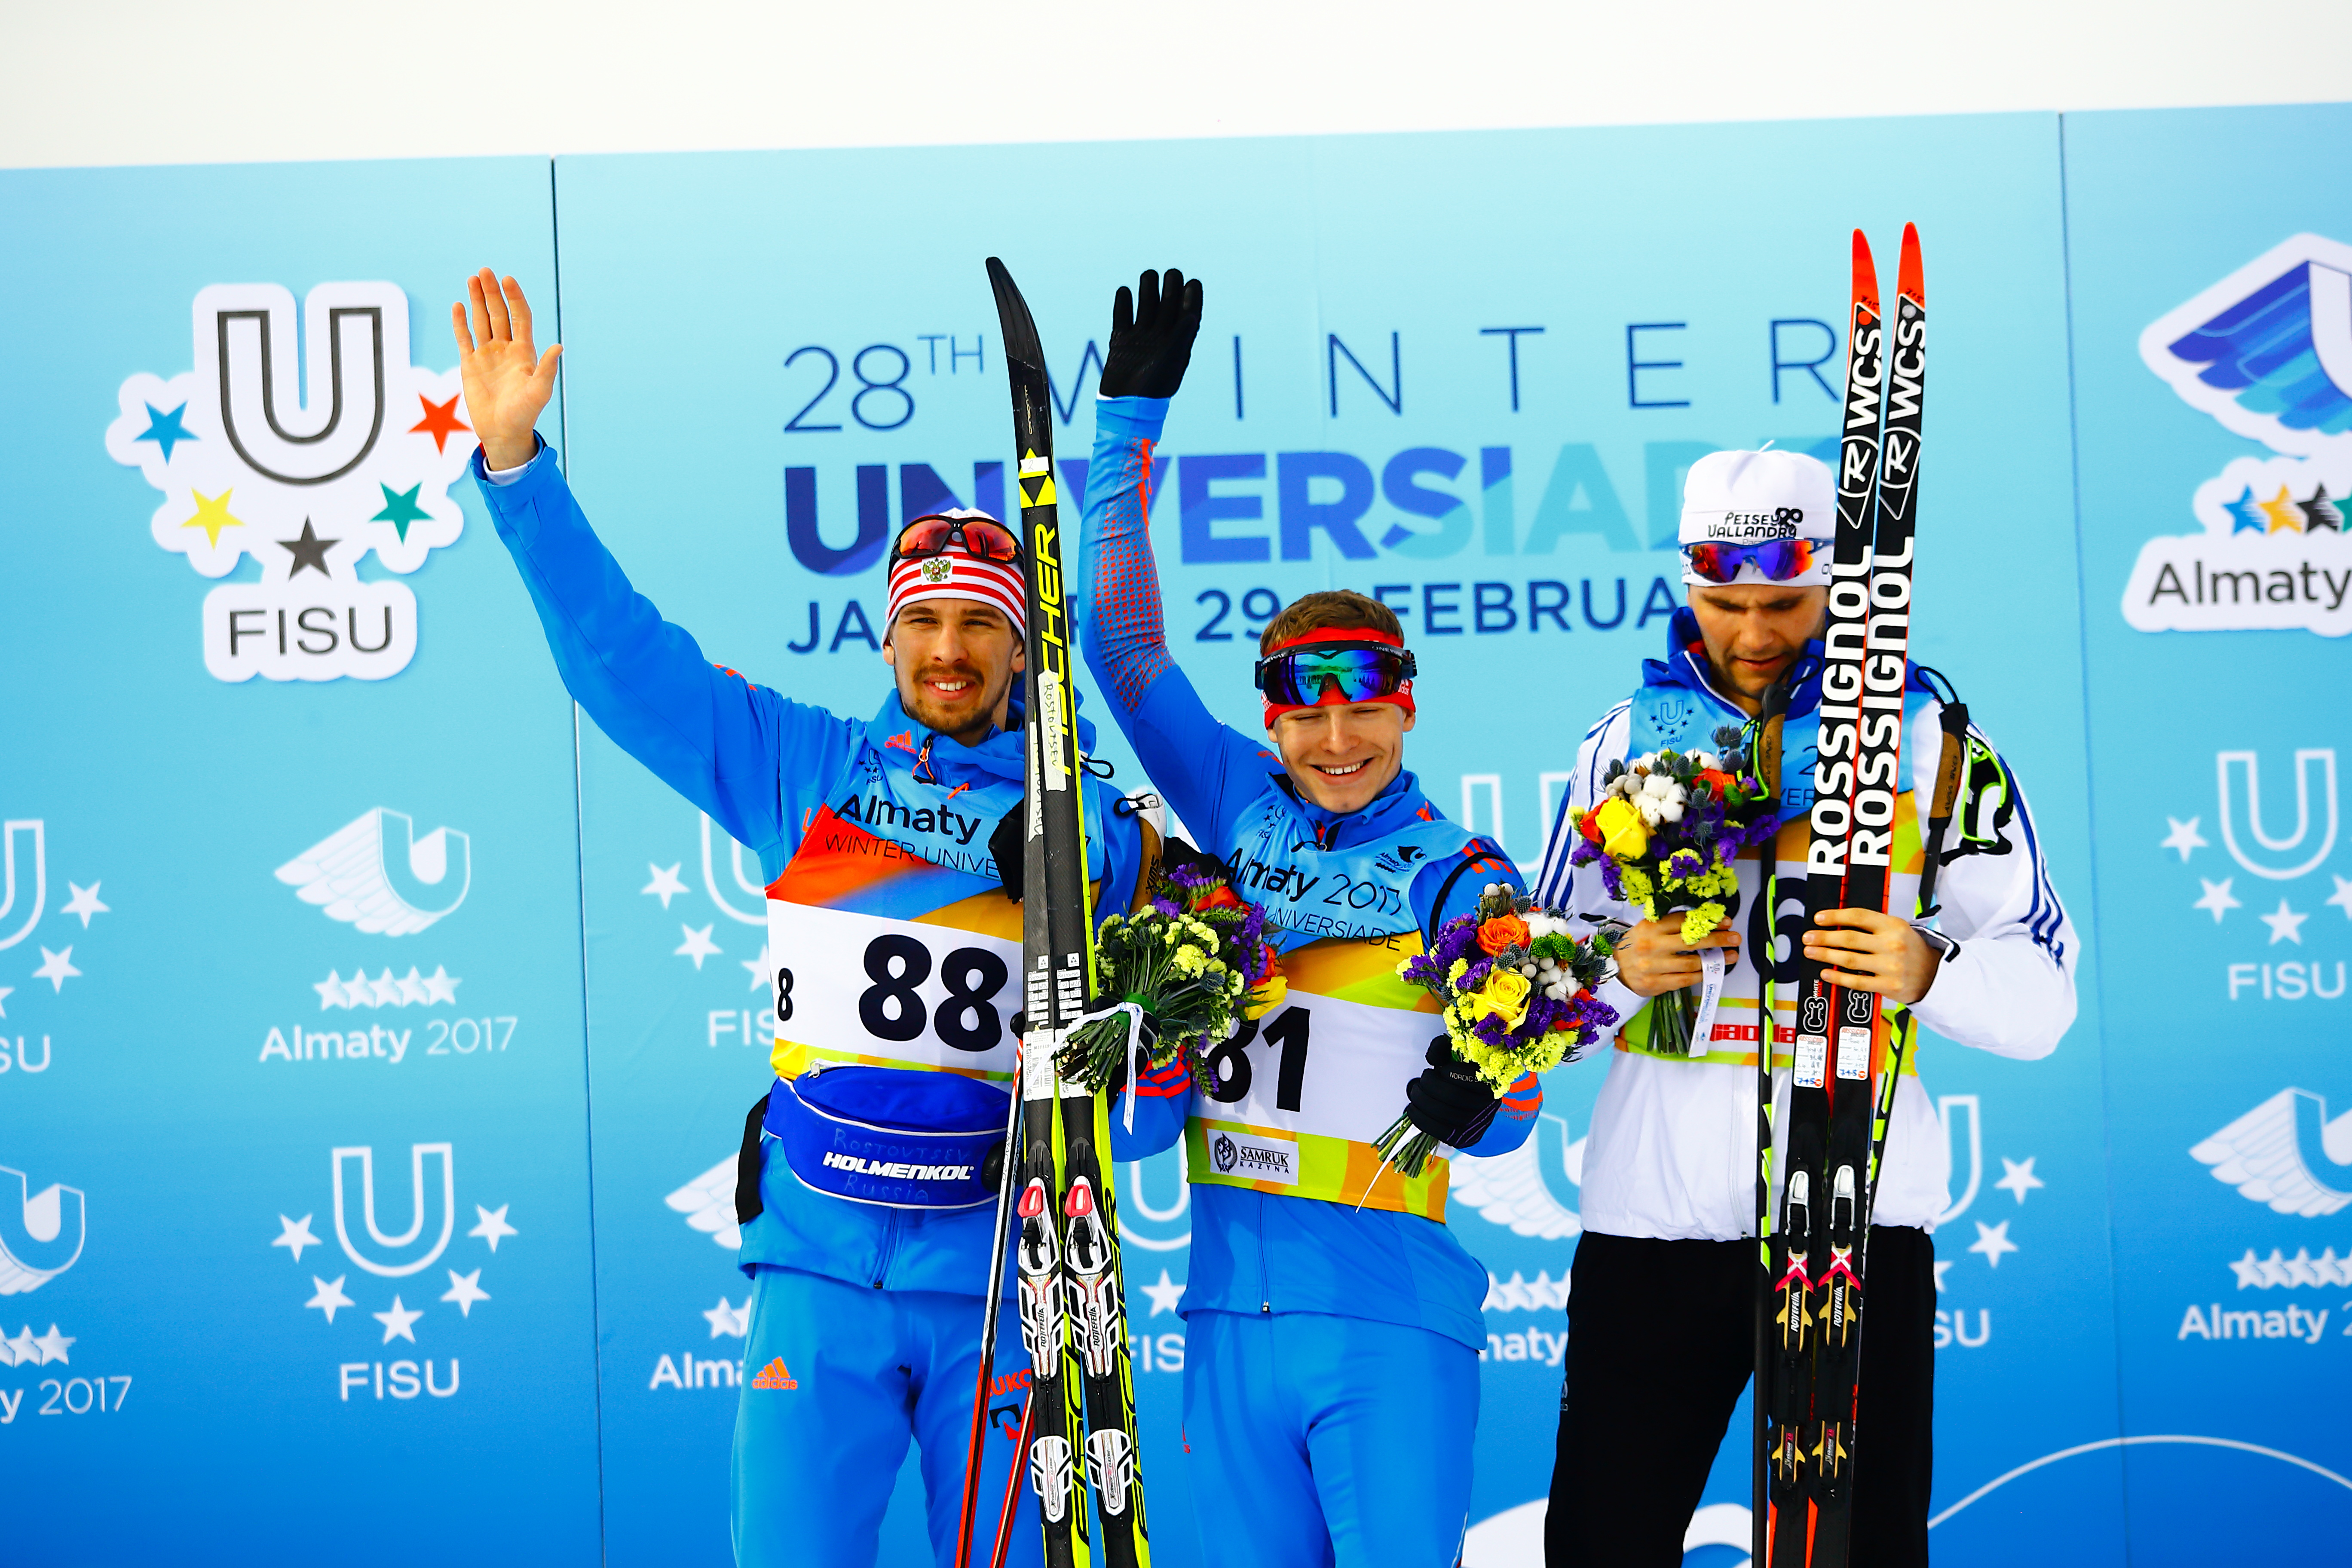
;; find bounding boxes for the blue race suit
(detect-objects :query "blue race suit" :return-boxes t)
[475,443,1187,1568]
[1077,396,1540,1568]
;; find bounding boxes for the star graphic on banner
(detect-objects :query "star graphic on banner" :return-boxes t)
[1994,1157,2044,1204]
[643,862,689,909]
[2259,899,2308,945]
[276,519,340,578]
[60,882,109,927]
[0,1332,16,1368]
[2306,485,2345,532]
[423,965,461,1004]
[2258,1250,2294,1288]
[411,392,471,454]
[32,1326,74,1365]
[181,487,245,547]
[371,483,431,543]
[0,985,13,1019]
[469,1203,518,1252]
[2259,485,2305,533]
[2227,1250,2265,1288]
[441,1268,491,1317]
[703,1295,750,1338]
[135,400,196,461]
[1139,1269,1185,1317]
[306,1275,357,1323]
[373,1295,423,1344]
[2327,876,2352,919]
[676,924,721,969]
[368,968,405,1007]
[396,968,431,1006]
[1967,1220,2018,1269]
[340,972,377,1009]
[0,1327,35,1365]
[743,941,772,992]
[2225,486,2265,533]
[2193,878,2240,923]
[272,1213,322,1263]
[2159,818,2207,862]
[34,946,79,992]
[1932,1258,1954,1293]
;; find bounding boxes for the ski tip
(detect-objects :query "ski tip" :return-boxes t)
[1898,222,1923,306]
[1850,229,1880,315]
[985,257,1044,370]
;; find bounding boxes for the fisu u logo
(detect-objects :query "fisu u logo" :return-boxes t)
[331,1143,455,1277]
[0,1165,86,1295]
[210,287,386,485]
[0,820,44,951]
[2216,749,2338,880]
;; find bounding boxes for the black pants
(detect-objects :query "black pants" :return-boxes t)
[1544,1227,1935,1568]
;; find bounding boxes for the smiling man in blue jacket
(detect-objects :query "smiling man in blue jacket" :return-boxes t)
[450,268,1183,1568]
[1077,268,1542,1568]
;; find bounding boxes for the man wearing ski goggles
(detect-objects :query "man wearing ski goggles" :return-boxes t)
[1534,446,2077,1568]
[453,268,1160,1568]
[1073,267,1537,1568]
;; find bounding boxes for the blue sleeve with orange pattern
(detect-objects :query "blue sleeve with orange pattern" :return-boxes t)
[473,446,856,878]
[1079,396,1274,853]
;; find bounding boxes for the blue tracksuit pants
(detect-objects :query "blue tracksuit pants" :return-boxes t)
[732,1265,1041,1568]
[1182,1309,1480,1568]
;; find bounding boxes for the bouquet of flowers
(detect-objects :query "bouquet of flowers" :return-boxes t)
[1056,847,1284,1092]
[1375,885,1619,1179]
[1565,723,1780,1055]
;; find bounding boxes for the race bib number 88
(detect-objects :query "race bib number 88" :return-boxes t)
[768,901,1018,1078]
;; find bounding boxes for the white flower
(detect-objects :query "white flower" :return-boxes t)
[1642,773,1674,800]
[1689,750,1717,771]
[1635,796,1663,827]
[1658,799,1684,823]
[1546,981,1569,1001]
[1521,962,1539,978]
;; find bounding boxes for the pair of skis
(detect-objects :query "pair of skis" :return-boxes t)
[954,260,1151,1568]
[1755,224,1926,1568]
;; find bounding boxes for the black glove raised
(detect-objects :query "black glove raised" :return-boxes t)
[1403,1038,1499,1152]
[1099,269,1205,400]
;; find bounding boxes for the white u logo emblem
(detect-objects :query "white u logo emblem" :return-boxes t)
[331,1143,455,1277]
[0,820,45,951]
[2216,749,2339,880]
[200,283,389,486]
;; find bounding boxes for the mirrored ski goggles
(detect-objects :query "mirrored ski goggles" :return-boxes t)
[1253,643,1418,707]
[891,514,1022,566]
[1682,538,1817,584]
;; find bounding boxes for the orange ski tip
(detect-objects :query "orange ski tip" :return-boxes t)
[1898,221,1924,306]
[1850,229,1880,314]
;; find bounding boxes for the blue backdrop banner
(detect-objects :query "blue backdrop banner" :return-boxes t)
[2,102,2346,1566]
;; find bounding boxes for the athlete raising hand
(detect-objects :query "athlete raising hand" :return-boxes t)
[453,269,1182,1568]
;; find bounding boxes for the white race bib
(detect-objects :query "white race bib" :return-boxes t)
[1189,988,1431,1144]
[768,900,1020,1080]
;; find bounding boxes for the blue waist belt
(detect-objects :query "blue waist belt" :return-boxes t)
[764,1066,1011,1210]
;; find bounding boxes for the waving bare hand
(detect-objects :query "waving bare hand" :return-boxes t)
[452,269,561,472]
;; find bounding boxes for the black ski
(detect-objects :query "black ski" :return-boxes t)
[1763,223,1927,1568]
[987,257,1150,1568]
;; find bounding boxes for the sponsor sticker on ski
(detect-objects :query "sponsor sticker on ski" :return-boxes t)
[1795,1032,1829,1089]
[1836,1025,1872,1080]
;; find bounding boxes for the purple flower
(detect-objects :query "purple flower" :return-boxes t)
[1666,848,1705,880]
[1599,860,1625,902]
[1151,897,1182,918]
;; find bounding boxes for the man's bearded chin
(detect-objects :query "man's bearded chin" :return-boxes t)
[905,662,996,730]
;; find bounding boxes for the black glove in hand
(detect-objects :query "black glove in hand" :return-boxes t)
[990,805,1024,901]
[1099,269,1205,400]
[1403,1038,1499,1152]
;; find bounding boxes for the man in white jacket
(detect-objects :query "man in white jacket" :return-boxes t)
[1534,448,2077,1568]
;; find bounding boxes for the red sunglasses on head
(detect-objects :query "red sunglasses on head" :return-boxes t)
[892,514,1022,565]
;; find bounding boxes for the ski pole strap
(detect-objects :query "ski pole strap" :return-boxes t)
[1915,698,1970,917]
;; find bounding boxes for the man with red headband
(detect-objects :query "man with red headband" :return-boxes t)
[449,269,1176,1568]
[1076,269,1540,1568]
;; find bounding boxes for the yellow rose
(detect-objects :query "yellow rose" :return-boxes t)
[1594,796,1651,859]
[1466,967,1531,1031]
[1245,971,1288,1020]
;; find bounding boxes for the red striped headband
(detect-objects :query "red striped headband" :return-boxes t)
[886,551,1027,636]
